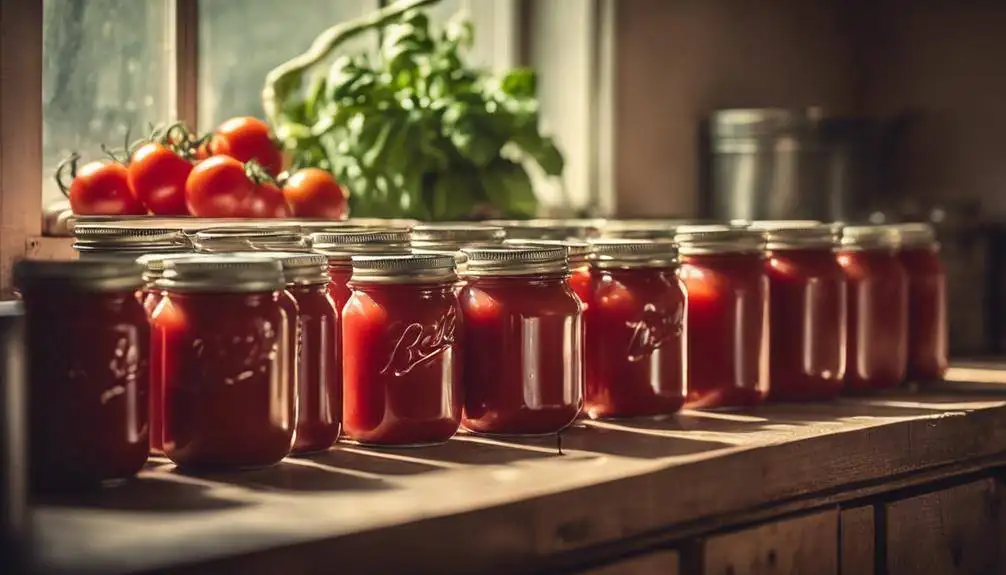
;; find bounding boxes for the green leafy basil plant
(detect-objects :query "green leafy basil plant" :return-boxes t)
[262,0,563,220]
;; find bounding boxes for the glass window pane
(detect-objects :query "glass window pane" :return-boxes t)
[42,0,174,207]
[198,0,380,130]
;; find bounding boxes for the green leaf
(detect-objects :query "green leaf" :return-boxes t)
[512,133,564,176]
[432,171,477,220]
[481,160,537,217]
[500,68,536,98]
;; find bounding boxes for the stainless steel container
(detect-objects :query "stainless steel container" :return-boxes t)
[706,108,903,223]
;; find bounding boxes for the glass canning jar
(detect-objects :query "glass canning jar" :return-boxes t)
[675,225,769,408]
[892,223,948,381]
[342,254,463,446]
[151,256,294,470]
[14,259,149,491]
[459,246,583,435]
[756,222,847,401]
[837,225,909,391]
[310,229,412,314]
[504,239,593,305]
[273,253,340,453]
[583,239,686,418]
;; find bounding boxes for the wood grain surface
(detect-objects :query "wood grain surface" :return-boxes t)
[33,390,1006,575]
[840,505,875,575]
[699,509,838,575]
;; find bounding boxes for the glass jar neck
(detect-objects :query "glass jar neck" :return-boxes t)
[286,282,329,294]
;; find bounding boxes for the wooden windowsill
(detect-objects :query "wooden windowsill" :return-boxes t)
[33,381,1006,575]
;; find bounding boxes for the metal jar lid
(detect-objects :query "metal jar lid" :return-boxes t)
[310,229,412,263]
[839,225,902,250]
[504,239,592,265]
[600,219,700,240]
[460,246,567,277]
[350,254,457,284]
[485,219,598,241]
[748,221,837,250]
[588,238,678,268]
[155,255,285,293]
[345,217,421,230]
[292,220,366,234]
[888,223,938,248]
[674,225,765,255]
[229,251,330,286]
[73,224,191,254]
[410,224,506,250]
[192,227,309,253]
[136,253,201,285]
[13,259,145,292]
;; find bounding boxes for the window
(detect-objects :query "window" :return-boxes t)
[197,0,379,130]
[41,0,174,206]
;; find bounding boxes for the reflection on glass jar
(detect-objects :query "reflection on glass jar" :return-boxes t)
[583,239,686,419]
[892,223,948,381]
[837,225,909,391]
[676,225,769,409]
[342,254,463,446]
[755,222,847,401]
[151,256,294,470]
[459,246,583,435]
[14,259,150,491]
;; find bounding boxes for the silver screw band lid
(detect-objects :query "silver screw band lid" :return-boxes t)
[192,227,309,253]
[350,254,457,284]
[310,229,412,262]
[588,238,678,268]
[747,221,837,250]
[155,255,285,292]
[14,258,145,292]
[485,219,600,241]
[410,223,506,250]
[504,238,592,265]
[73,224,191,253]
[675,225,765,254]
[460,246,567,276]
[839,225,902,250]
[888,223,937,247]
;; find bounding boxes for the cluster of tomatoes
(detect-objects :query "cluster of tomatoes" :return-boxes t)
[58,117,348,219]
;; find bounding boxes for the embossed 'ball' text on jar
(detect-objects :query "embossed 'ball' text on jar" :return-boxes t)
[342,254,463,446]
[150,256,294,470]
[459,246,583,435]
[675,225,769,409]
[14,259,150,491]
[837,225,909,391]
[582,239,687,418]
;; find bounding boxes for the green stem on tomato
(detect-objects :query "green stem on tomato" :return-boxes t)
[54,152,80,198]
[260,0,441,128]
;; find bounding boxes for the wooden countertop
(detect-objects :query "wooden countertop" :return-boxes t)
[34,382,1006,575]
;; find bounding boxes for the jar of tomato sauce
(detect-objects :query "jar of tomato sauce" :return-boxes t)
[892,223,948,381]
[310,229,411,313]
[342,254,463,446]
[151,256,294,469]
[192,228,310,253]
[73,224,191,260]
[837,225,909,391]
[676,225,768,408]
[14,259,150,490]
[755,222,847,401]
[582,239,686,418]
[275,253,341,453]
[459,246,583,435]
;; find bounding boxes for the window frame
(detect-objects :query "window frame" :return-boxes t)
[0,0,608,294]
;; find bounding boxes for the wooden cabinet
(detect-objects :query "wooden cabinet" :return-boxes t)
[697,510,838,575]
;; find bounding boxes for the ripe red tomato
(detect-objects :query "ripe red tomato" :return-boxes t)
[282,168,348,219]
[67,161,146,216]
[208,117,283,176]
[127,143,192,215]
[185,155,255,217]
[243,182,291,219]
